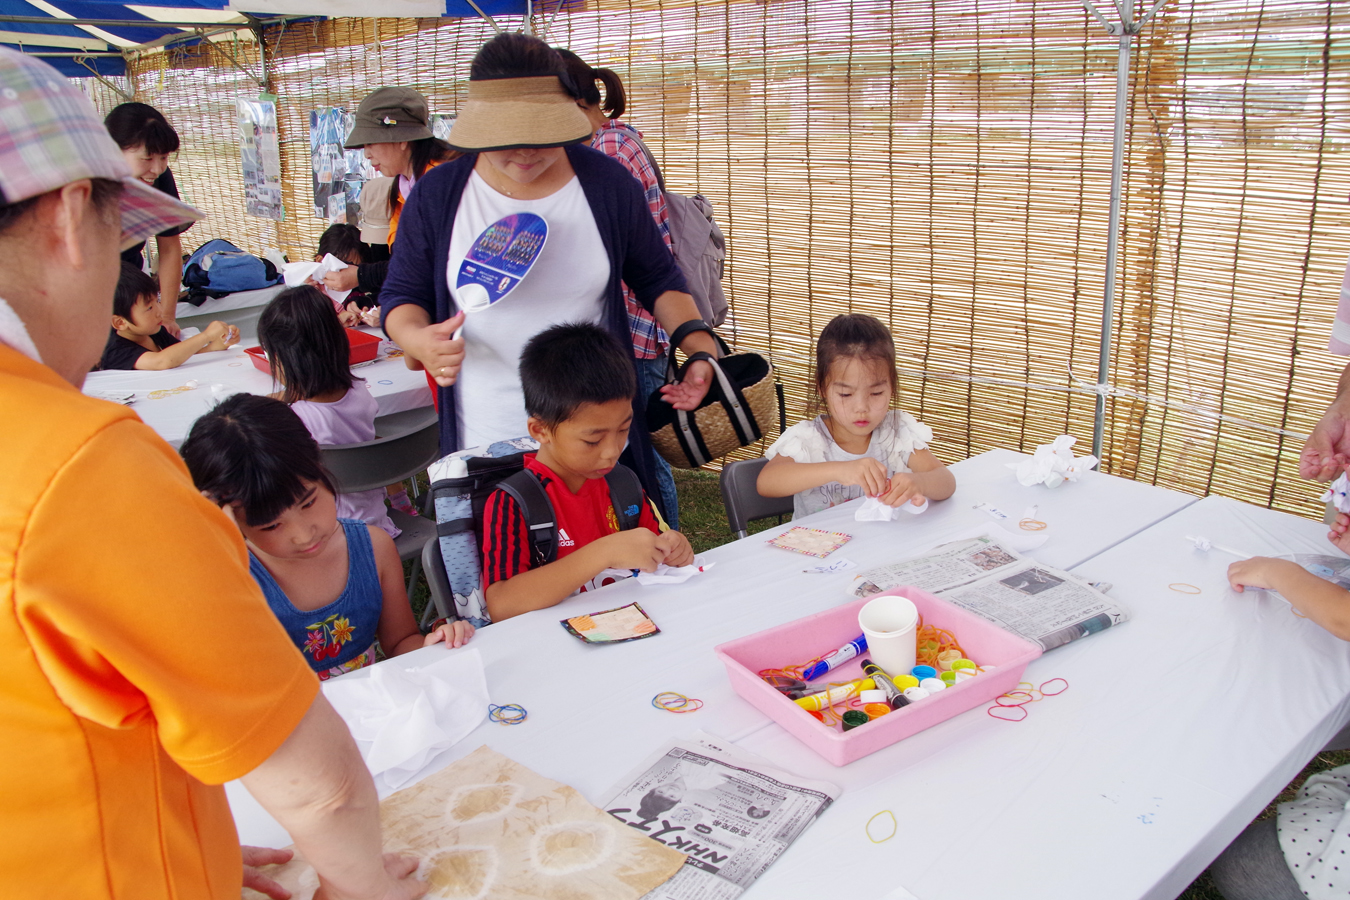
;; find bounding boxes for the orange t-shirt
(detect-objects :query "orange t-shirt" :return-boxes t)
[0,346,319,898]
[385,156,447,248]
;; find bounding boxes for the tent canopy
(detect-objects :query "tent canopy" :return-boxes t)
[0,1,535,77]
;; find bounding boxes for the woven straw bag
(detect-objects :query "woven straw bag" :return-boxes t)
[646,321,778,469]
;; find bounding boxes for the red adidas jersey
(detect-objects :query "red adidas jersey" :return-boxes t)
[481,453,663,591]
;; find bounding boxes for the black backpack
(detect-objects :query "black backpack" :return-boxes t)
[428,444,645,626]
[495,465,644,566]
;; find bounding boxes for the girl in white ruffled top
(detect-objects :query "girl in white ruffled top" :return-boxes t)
[758,313,955,519]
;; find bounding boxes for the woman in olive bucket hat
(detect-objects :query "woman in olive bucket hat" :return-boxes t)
[380,32,718,521]
[321,86,457,299]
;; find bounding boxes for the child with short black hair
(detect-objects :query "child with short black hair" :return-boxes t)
[480,323,694,622]
[180,393,471,680]
[98,262,239,370]
[315,223,378,326]
[258,285,402,537]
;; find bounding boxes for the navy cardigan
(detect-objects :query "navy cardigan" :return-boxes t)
[380,144,688,509]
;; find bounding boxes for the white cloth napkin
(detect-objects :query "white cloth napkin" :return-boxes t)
[1008,434,1099,488]
[323,648,488,790]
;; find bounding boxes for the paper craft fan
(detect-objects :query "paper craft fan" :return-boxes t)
[455,212,548,314]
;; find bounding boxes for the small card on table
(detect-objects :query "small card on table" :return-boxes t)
[766,526,853,558]
[561,602,660,644]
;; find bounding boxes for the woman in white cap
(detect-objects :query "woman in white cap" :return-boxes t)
[322,86,457,301]
[381,33,718,513]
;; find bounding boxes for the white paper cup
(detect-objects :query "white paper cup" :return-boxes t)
[858,595,919,679]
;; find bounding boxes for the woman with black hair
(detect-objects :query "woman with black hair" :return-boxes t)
[104,102,193,335]
[380,33,718,518]
[556,46,683,529]
[326,87,457,302]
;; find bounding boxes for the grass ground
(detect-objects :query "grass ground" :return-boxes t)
[406,467,1341,899]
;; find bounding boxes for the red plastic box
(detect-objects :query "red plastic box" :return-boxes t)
[244,329,381,375]
[714,588,1042,766]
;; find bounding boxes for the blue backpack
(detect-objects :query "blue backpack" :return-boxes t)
[181,238,282,304]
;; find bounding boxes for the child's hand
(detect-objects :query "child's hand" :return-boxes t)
[337,306,359,328]
[424,619,474,649]
[1228,557,1297,592]
[879,472,926,508]
[361,305,382,328]
[599,528,664,573]
[202,320,240,350]
[656,530,695,568]
[1330,512,1350,555]
[837,457,889,497]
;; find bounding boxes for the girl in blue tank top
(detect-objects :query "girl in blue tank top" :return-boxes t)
[181,394,473,680]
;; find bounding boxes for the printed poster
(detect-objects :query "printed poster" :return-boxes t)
[238,98,284,221]
[309,106,376,224]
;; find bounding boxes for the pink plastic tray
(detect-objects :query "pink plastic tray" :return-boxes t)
[714,587,1042,766]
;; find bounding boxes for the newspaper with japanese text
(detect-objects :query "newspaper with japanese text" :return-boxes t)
[603,734,839,900]
[848,535,1126,651]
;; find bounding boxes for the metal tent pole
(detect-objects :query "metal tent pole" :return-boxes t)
[1080,0,1168,463]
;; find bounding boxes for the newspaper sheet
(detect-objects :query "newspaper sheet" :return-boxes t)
[849,535,1126,651]
[849,535,1023,596]
[603,734,839,900]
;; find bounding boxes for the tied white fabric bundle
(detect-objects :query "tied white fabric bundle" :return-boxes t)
[1009,435,1099,488]
[596,558,716,586]
[855,496,929,521]
[1323,473,1350,515]
[323,648,488,791]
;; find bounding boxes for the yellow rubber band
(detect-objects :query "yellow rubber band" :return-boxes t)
[866,810,898,843]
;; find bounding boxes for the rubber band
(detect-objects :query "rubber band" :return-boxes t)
[1039,678,1069,696]
[1169,583,1202,594]
[652,691,704,713]
[488,703,528,725]
[1292,607,1309,619]
[989,677,1069,720]
[988,705,1028,722]
[914,617,970,669]
[866,810,898,843]
[1019,518,1048,531]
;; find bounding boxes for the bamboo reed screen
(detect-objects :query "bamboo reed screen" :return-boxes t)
[78,0,1350,519]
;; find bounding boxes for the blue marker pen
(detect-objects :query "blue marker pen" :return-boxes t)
[802,635,868,681]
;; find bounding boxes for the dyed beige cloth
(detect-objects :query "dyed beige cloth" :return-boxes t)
[243,744,687,899]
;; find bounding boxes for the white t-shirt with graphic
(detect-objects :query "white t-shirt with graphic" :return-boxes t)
[449,171,609,448]
[764,410,933,519]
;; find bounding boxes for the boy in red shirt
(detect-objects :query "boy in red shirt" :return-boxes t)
[481,323,694,621]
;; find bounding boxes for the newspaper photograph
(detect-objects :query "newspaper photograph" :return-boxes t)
[603,734,838,900]
[848,535,1023,597]
[942,563,1125,650]
[848,535,1126,651]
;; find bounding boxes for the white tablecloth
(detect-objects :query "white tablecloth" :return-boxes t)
[230,448,1226,900]
[80,328,433,447]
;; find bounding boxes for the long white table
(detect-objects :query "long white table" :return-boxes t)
[228,448,1235,898]
[80,328,433,447]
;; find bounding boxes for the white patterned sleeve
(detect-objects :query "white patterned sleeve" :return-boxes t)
[764,420,824,462]
[887,410,934,470]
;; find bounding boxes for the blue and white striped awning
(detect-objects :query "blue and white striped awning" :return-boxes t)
[0,1,545,78]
